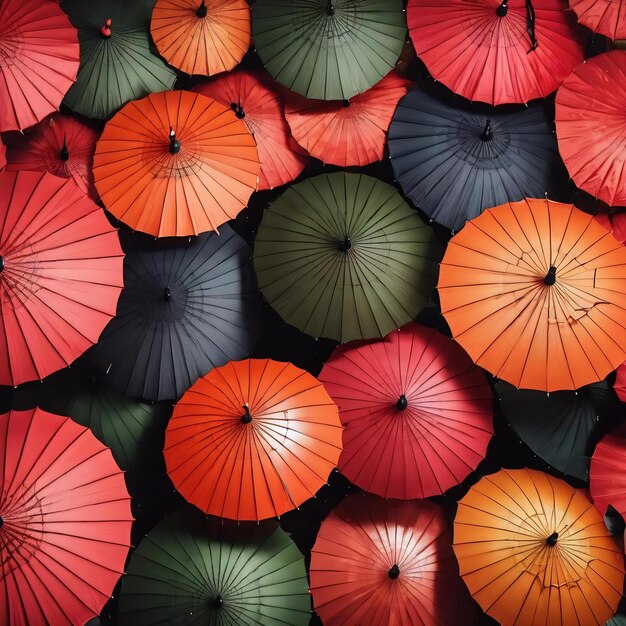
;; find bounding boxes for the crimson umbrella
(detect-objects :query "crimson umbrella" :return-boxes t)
[0,407,133,625]
[310,494,478,626]
[284,70,411,167]
[0,0,79,131]
[556,51,626,207]
[590,424,626,520]
[5,113,99,200]
[616,362,626,402]
[570,0,626,39]
[407,0,585,106]
[193,68,308,191]
[318,323,493,499]
[0,171,124,387]
[596,213,626,245]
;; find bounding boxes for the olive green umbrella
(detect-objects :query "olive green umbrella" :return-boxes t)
[253,172,442,343]
[118,507,311,626]
[251,0,406,100]
[61,0,177,119]
[18,353,171,471]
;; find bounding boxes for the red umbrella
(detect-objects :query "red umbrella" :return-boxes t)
[556,51,626,207]
[0,171,124,387]
[284,70,411,167]
[0,0,79,131]
[0,407,133,625]
[407,0,585,106]
[0,140,5,170]
[193,69,307,191]
[590,424,626,520]
[615,361,626,402]
[318,323,493,499]
[309,494,478,626]
[570,0,626,39]
[596,213,626,245]
[5,113,99,200]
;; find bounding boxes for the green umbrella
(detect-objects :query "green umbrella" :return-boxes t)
[496,380,622,482]
[607,615,626,626]
[61,0,177,119]
[251,0,406,100]
[24,353,171,471]
[253,172,442,343]
[118,507,311,626]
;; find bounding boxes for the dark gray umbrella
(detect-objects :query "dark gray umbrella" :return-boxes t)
[92,225,263,402]
[388,87,569,232]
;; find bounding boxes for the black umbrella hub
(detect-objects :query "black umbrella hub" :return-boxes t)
[60,136,70,162]
[326,1,335,16]
[169,128,181,155]
[480,120,493,142]
[241,405,252,424]
[0,256,4,273]
[396,394,408,411]
[388,564,400,579]
[197,0,208,18]
[342,99,350,108]
[496,0,509,16]
[546,532,558,546]
[210,594,224,608]
[544,266,557,286]
[100,18,112,38]
[0,516,3,528]
[338,237,352,253]
[230,102,245,119]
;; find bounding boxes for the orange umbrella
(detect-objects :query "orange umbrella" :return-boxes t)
[93,90,259,237]
[164,358,342,521]
[454,468,625,626]
[193,68,307,190]
[438,198,626,391]
[284,70,411,167]
[150,0,251,76]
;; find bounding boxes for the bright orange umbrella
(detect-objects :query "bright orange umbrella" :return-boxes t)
[454,468,625,626]
[93,90,259,237]
[284,70,411,167]
[164,358,342,521]
[438,198,626,391]
[150,0,251,76]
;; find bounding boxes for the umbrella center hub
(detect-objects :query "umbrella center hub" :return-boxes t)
[480,120,493,142]
[546,532,558,546]
[0,255,3,273]
[169,128,181,155]
[338,237,352,253]
[211,594,223,608]
[544,266,557,286]
[496,0,509,16]
[388,564,400,579]
[197,0,208,18]
[396,394,408,411]
[341,99,350,108]
[230,102,245,119]
[100,18,112,38]
[60,142,69,162]
[0,516,3,528]
[241,405,252,424]
[326,1,335,16]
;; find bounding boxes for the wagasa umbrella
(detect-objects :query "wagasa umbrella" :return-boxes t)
[597,213,626,245]
[285,70,411,167]
[556,51,626,208]
[150,0,251,76]
[5,113,99,200]
[388,88,568,232]
[165,358,342,520]
[570,0,626,39]
[310,494,478,626]
[318,322,493,499]
[251,0,407,101]
[438,198,626,391]
[254,172,442,343]
[93,89,259,237]
[407,0,585,106]
[615,362,626,402]
[496,380,621,481]
[194,68,307,190]
[0,170,124,387]
[92,226,262,402]
[0,0,79,132]
[118,507,310,626]
[0,407,133,625]
[454,468,625,626]
[60,0,176,119]
[590,424,626,520]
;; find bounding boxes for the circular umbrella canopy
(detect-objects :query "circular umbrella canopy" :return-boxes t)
[0,170,124,387]
[556,51,626,208]
[407,0,585,106]
[388,88,568,232]
[318,322,493,499]
[310,494,478,626]
[151,0,251,76]
[454,468,625,626]
[0,407,133,625]
[60,0,177,119]
[251,0,407,101]
[591,424,626,521]
[570,0,626,39]
[93,89,260,238]
[118,507,310,626]
[194,69,308,191]
[0,0,79,132]
[438,198,626,391]
[285,70,411,167]
[496,380,621,481]
[92,225,262,402]
[165,358,342,521]
[5,113,99,200]
[596,213,626,245]
[615,362,626,402]
[254,172,442,343]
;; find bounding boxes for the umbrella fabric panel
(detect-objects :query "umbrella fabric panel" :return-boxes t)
[590,424,626,519]
[570,0,626,39]
[252,0,407,101]
[596,213,626,246]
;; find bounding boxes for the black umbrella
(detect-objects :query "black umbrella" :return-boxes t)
[495,380,623,482]
[92,225,263,402]
[388,87,569,232]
